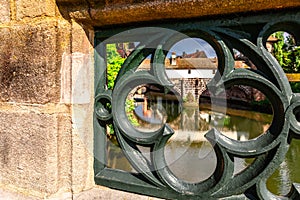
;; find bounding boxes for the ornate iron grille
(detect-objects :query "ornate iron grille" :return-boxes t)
[94,11,300,199]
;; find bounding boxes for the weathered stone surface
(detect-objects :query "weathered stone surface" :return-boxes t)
[71,22,93,54]
[0,103,72,197]
[0,189,40,200]
[69,21,95,193]
[15,0,55,20]
[56,0,300,26]
[0,21,60,103]
[71,135,94,193]
[0,187,163,200]
[0,111,59,194]
[71,103,94,193]
[73,187,163,200]
[0,0,10,23]
[59,21,94,194]
[0,27,14,101]
[56,19,72,104]
[56,113,72,194]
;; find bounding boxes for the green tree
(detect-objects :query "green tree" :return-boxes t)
[106,44,139,135]
[106,44,125,90]
[272,32,300,92]
[273,32,300,73]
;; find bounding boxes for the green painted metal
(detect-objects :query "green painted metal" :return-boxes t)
[94,11,300,199]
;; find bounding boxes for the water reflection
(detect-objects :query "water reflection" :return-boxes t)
[267,139,300,195]
[107,96,299,196]
[164,106,272,182]
[165,141,217,183]
[126,84,180,132]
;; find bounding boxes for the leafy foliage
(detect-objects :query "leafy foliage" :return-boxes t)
[272,32,300,73]
[290,82,300,93]
[106,44,125,90]
[106,44,139,135]
[125,99,139,126]
[272,32,300,92]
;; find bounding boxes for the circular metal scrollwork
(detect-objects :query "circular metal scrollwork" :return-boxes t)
[95,19,300,199]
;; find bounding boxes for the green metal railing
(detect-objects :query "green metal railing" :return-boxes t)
[94,10,300,199]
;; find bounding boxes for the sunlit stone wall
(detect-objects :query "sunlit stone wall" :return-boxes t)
[0,0,95,199]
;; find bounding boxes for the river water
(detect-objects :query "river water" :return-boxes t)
[107,104,300,196]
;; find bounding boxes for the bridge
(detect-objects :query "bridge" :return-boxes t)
[0,0,299,199]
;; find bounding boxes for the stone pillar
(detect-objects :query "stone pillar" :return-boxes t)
[0,0,74,198]
[1,1,153,199]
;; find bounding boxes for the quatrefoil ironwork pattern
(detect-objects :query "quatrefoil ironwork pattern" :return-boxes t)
[94,11,300,199]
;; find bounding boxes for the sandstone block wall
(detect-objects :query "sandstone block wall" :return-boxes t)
[0,0,95,199]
